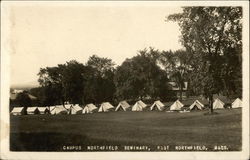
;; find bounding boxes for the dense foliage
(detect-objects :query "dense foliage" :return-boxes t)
[114,48,170,101]
[167,7,242,112]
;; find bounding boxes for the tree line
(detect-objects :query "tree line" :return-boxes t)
[29,49,189,106]
[11,7,242,113]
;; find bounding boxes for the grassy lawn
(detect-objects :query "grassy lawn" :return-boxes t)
[10,109,242,151]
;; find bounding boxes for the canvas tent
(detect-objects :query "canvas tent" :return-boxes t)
[170,100,184,111]
[115,101,130,111]
[132,100,147,111]
[27,107,39,114]
[213,98,225,109]
[50,105,68,115]
[231,98,242,108]
[150,100,165,111]
[37,107,50,114]
[11,107,25,115]
[69,104,82,114]
[64,104,72,110]
[189,100,204,110]
[83,103,98,114]
[213,94,231,104]
[98,102,114,112]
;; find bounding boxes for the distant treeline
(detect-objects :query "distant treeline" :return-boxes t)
[12,49,190,107]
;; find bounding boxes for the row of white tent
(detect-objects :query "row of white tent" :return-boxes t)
[11,98,242,115]
[170,98,242,110]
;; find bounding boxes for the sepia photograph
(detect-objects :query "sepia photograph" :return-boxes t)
[0,1,249,160]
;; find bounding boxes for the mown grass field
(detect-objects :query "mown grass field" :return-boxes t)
[10,109,242,151]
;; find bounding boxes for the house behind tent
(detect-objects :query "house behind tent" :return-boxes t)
[168,82,188,99]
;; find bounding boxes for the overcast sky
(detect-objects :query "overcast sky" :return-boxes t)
[9,4,183,86]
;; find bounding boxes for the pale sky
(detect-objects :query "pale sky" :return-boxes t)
[9,4,183,85]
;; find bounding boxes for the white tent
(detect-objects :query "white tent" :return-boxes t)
[49,106,55,112]
[98,102,114,112]
[189,100,204,110]
[213,98,225,109]
[83,103,98,114]
[27,107,39,114]
[115,101,130,111]
[50,105,68,115]
[69,104,82,114]
[138,100,147,108]
[132,100,147,111]
[232,98,242,108]
[37,107,50,114]
[150,100,165,111]
[64,104,72,110]
[11,107,24,115]
[170,100,184,111]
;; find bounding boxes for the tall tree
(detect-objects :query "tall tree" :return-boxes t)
[168,7,242,112]
[114,48,169,101]
[87,55,115,77]
[16,91,32,107]
[38,66,65,106]
[160,49,192,100]
[86,55,116,103]
[38,61,88,105]
[61,60,86,105]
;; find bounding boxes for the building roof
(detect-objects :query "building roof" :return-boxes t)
[168,82,188,91]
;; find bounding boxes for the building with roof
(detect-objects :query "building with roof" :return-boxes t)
[168,82,188,99]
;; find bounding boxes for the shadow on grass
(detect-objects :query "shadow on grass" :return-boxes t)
[10,132,144,151]
[10,132,89,151]
[10,132,241,151]
[203,112,219,116]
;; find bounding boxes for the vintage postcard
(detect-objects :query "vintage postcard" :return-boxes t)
[0,1,249,160]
